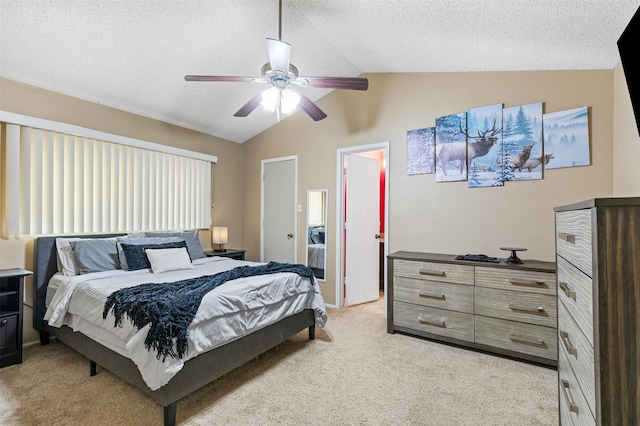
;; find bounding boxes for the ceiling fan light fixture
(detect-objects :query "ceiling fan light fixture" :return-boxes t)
[261,87,300,114]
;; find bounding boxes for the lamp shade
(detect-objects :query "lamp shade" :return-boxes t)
[211,226,228,244]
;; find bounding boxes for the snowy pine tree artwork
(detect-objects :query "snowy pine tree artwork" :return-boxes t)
[543,106,590,169]
[406,127,436,175]
[466,104,503,188]
[501,102,544,180]
[435,112,467,182]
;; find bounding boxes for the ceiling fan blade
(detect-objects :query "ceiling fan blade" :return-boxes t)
[303,76,369,91]
[298,94,327,121]
[233,93,264,117]
[266,38,291,73]
[185,75,256,82]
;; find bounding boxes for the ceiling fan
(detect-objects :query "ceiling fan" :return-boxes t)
[184,0,368,122]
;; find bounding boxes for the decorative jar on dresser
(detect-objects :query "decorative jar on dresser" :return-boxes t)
[387,252,557,366]
[555,197,640,425]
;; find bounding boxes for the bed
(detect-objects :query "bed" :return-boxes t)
[33,233,327,426]
[307,227,326,279]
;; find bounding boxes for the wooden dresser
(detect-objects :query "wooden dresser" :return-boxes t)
[555,198,640,425]
[387,252,557,366]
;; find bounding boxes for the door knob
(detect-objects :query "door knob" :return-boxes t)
[287,233,294,240]
[375,234,381,239]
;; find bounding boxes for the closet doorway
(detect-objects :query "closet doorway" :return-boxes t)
[335,142,389,309]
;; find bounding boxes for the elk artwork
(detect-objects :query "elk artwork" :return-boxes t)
[498,144,534,172]
[436,118,502,176]
[522,153,554,172]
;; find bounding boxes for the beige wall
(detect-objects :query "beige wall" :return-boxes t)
[242,70,624,305]
[4,65,638,340]
[0,78,243,343]
[613,63,640,196]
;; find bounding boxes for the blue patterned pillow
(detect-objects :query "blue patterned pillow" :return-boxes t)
[120,241,189,271]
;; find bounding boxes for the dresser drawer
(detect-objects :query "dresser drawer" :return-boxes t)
[558,347,596,426]
[393,277,474,313]
[475,267,556,295]
[558,301,595,417]
[474,316,557,360]
[393,260,474,285]
[393,301,474,342]
[556,210,593,277]
[475,287,557,328]
[557,256,594,344]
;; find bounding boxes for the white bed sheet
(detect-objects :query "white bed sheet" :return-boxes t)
[307,244,325,269]
[44,256,327,390]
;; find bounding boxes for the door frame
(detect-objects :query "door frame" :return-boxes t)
[335,142,389,309]
[261,155,298,263]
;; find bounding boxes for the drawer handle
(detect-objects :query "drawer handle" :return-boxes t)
[560,330,578,357]
[509,334,546,347]
[561,380,580,414]
[508,303,547,314]
[418,291,446,300]
[418,268,446,277]
[509,278,547,287]
[418,315,446,328]
[1,319,7,326]
[558,281,577,301]
[558,232,576,244]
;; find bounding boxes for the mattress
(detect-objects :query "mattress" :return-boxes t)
[44,256,327,390]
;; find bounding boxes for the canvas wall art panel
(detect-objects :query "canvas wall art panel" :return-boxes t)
[466,103,503,188]
[435,112,468,182]
[543,106,590,169]
[501,102,544,181]
[406,127,435,175]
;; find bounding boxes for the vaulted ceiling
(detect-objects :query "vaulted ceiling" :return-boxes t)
[1,1,638,143]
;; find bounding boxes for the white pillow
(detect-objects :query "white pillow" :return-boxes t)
[55,238,82,275]
[145,247,194,274]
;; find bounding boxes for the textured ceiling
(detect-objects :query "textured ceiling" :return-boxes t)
[1,1,638,143]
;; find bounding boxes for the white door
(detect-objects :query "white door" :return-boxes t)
[262,157,297,263]
[345,154,380,306]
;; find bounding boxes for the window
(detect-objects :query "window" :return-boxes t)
[1,113,216,235]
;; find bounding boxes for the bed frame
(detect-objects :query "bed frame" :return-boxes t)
[33,234,316,426]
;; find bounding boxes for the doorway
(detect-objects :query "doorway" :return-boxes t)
[335,142,389,310]
[261,156,298,263]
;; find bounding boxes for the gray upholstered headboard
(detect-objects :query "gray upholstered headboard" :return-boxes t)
[33,233,125,331]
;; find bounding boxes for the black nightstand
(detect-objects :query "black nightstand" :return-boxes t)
[1,268,32,368]
[204,249,246,261]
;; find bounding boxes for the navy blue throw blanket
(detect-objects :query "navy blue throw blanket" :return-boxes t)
[103,261,315,361]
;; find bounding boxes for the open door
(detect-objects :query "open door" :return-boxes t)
[344,154,381,306]
[261,156,297,263]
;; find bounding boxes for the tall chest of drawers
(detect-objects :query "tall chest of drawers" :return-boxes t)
[555,198,640,425]
[387,252,557,366]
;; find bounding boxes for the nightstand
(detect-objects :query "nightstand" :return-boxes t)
[204,249,246,261]
[1,268,32,368]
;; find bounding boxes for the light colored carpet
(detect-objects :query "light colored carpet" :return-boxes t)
[0,298,558,425]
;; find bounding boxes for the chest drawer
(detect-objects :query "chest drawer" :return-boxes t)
[558,301,595,417]
[558,347,596,426]
[474,316,557,360]
[0,314,18,355]
[556,210,593,277]
[557,256,593,344]
[475,287,557,328]
[475,267,556,295]
[393,277,474,313]
[393,301,474,342]
[393,260,474,285]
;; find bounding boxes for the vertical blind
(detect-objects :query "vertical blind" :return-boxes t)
[308,191,326,227]
[2,123,212,235]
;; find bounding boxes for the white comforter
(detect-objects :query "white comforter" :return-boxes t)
[44,256,327,390]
